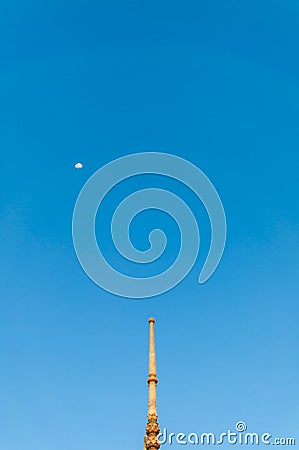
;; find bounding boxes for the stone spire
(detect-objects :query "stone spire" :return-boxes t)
[145,318,160,450]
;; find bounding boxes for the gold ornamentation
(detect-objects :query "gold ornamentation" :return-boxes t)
[146,435,161,449]
[148,413,158,422]
[146,421,160,434]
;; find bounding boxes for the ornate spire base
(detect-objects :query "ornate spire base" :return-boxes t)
[145,413,160,449]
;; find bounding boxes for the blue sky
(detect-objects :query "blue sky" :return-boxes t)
[1,1,299,449]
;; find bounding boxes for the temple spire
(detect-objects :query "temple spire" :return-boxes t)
[145,318,160,450]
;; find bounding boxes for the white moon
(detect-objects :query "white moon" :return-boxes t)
[75,162,83,169]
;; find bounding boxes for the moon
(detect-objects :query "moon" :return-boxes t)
[75,162,83,169]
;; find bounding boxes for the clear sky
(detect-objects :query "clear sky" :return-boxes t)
[1,1,299,449]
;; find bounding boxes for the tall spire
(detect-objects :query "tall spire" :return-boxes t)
[145,318,160,450]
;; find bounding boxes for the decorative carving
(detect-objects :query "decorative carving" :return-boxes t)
[147,375,158,384]
[146,421,160,434]
[146,435,161,449]
[148,413,158,422]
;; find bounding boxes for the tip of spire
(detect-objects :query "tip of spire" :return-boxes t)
[148,317,155,323]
